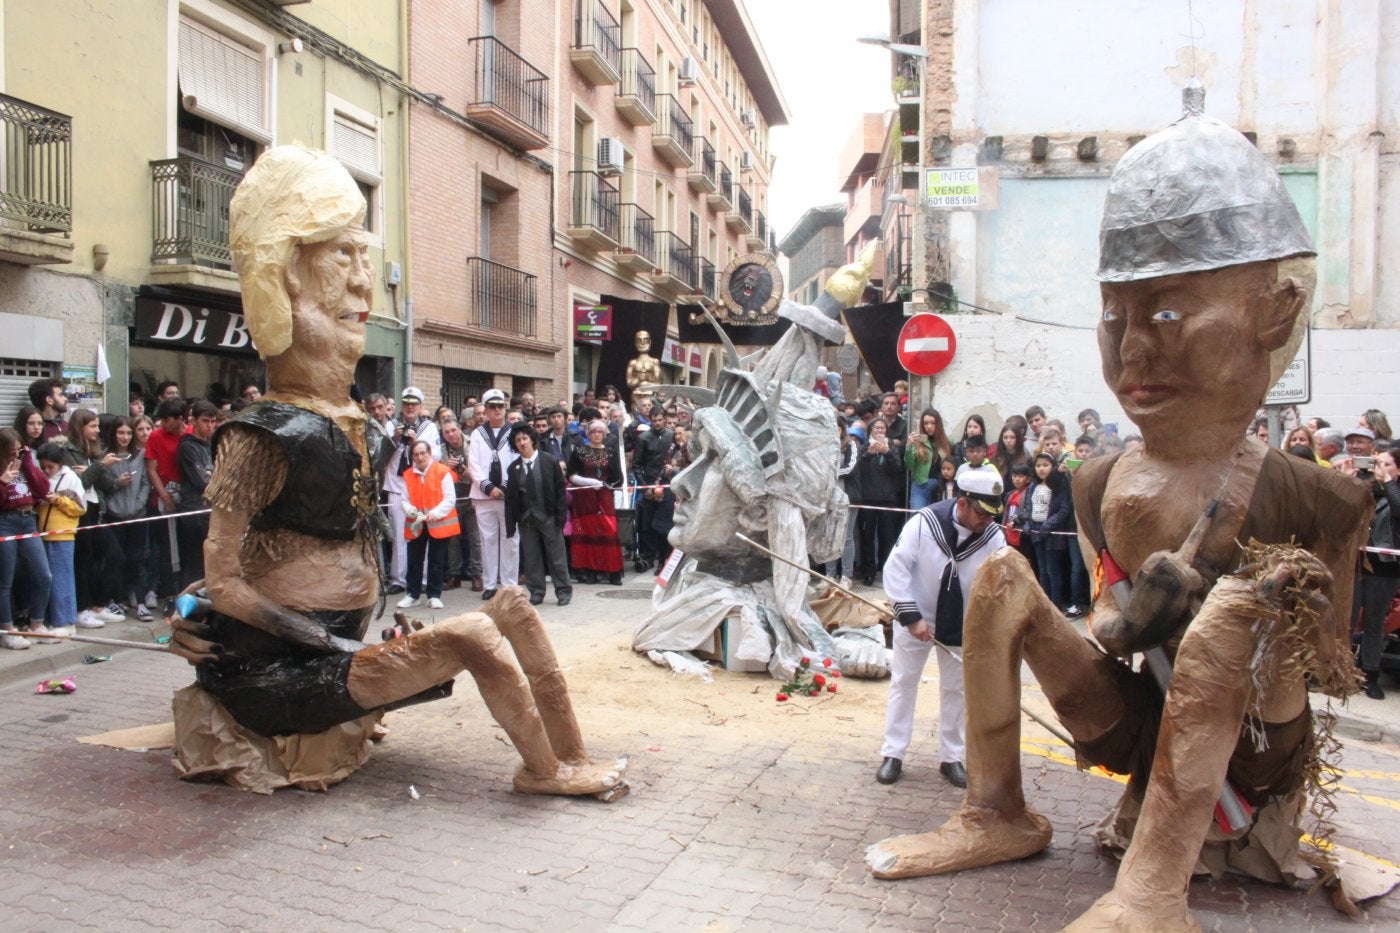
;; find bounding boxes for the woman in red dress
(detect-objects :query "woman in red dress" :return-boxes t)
[566,420,624,584]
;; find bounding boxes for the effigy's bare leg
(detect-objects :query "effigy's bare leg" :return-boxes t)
[483,586,630,800]
[482,586,588,764]
[1065,576,1306,932]
[868,548,1126,879]
[346,613,623,797]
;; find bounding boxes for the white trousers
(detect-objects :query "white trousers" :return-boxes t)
[386,491,408,588]
[472,498,518,589]
[880,621,966,763]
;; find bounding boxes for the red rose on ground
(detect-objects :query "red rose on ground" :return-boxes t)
[800,657,810,666]
[831,670,841,678]
[828,684,838,693]
[776,693,788,702]
[822,658,833,668]
[808,688,819,696]
[813,674,826,687]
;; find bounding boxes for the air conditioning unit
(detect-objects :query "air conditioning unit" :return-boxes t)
[739,151,754,171]
[678,56,698,86]
[740,108,756,127]
[597,137,625,176]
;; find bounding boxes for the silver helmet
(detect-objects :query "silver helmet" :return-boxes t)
[1097,81,1314,283]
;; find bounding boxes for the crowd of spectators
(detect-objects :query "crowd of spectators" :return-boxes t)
[4,374,1395,705]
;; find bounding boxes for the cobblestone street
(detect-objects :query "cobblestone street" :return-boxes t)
[1,580,1399,931]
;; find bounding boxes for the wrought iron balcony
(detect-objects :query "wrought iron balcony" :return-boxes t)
[649,230,695,293]
[726,182,752,234]
[885,211,913,298]
[567,170,620,250]
[695,256,716,303]
[746,209,767,252]
[466,36,550,150]
[150,156,243,269]
[465,256,537,337]
[0,94,71,238]
[651,94,693,168]
[686,138,716,193]
[707,160,732,211]
[616,48,656,126]
[613,202,655,273]
[570,0,620,86]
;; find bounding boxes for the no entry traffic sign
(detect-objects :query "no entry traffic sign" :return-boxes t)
[897,313,957,376]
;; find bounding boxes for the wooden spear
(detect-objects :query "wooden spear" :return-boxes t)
[3,630,172,653]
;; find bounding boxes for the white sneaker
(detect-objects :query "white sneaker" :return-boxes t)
[48,625,76,637]
[427,597,444,610]
[2,634,30,650]
[839,576,853,590]
[396,595,421,609]
[76,610,106,629]
[134,604,153,621]
[144,590,159,609]
[102,602,127,621]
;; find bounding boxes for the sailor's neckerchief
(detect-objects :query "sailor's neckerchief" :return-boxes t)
[893,498,1001,643]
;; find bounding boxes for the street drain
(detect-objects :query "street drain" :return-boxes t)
[594,590,654,600]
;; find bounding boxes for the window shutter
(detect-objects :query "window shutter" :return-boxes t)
[333,113,380,182]
[178,18,270,144]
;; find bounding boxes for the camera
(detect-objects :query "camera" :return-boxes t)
[1354,455,1376,471]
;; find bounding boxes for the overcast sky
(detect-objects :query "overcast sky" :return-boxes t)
[744,0,895,246]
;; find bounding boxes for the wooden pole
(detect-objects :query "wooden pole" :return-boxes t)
[3,630,172,653]
[732,532,1075,746]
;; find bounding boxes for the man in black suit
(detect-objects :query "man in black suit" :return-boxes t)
[505,422,572,606]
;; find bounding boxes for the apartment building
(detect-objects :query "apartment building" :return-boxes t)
[878,0,1400,424]
[554,0,789,396]
[0,0,410,421]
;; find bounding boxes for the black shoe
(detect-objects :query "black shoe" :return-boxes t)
[557,594,571,607]
[481,588,497,601]
[939,761,967,788]
[528,593,544,606]
[386,584,406,595]
[1364,671,1386,700]
[875,757,902,785]
[1064,605,1084,619]
[608,572,623,585]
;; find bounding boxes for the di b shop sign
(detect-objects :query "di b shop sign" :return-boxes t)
[134,296,258,356]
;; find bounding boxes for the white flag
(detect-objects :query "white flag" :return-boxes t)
[95,343,111,384]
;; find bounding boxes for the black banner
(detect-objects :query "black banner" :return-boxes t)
[676,303,794,347]
[133,288,257,356]
[841,301,906,392]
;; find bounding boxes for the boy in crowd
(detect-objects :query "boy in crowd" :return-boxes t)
[955,434,996,478]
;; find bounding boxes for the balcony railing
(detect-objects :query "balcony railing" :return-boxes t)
[687,137,716,192]
[467,36,550,147]
[568,170,620,246]
[696,257,716,301]
[150,156,244,267]
[617,202,655,264]
[748,209,767,251]
[707,160,732,210]
[737,186,752,227]
[617,48,656,125]
[886,211,912,291]
[0,94,72,236]
[652,93,693,167]
[466,256,537,337]
[571,0,621,85]
[653,230,695,289]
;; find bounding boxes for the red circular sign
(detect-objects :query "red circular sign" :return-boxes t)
[897,313,957,376]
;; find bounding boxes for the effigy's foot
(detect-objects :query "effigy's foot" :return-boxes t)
[865,802,1052,879]
[1063,889,1199,933]
[513,755,629,802]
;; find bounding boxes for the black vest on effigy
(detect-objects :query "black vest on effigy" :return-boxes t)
[214,400,380,541]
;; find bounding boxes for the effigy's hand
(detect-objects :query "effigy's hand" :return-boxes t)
[168,614,224,666]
